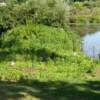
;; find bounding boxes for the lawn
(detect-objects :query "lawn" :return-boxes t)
[0,77,100,100]
[0,58,100,100]
[0,46,100,100]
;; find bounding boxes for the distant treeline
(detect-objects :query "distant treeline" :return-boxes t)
[0,0,100,35]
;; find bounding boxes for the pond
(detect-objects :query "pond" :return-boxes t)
[82,31,100,59]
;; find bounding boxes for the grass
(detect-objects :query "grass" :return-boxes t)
[0,52,100,100]
[0,53,96,80]
[0,79,100,100]
[0,49,100,100]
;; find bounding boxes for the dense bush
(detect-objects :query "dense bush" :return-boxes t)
[25,0,69,26]
[0,0,100,36]
[69,0,100,35]
[0,0,70,34]
[1,23,80,61]
[0,6,14,34]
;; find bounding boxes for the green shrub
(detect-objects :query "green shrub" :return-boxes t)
[1,23,80,61]
[0,0,69,34]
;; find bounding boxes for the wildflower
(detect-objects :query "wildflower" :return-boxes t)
[0,2,6,6]
[11,61,15,66]
[73,52,77,56]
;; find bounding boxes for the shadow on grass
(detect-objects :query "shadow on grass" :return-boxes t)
[0,79,100,100]
[0,48,66,62]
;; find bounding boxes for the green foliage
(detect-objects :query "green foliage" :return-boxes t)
[2,23,72,50]
[1,23,80,61]
[0,6,14,33]
[0,23,95,81]
[23,0,69,27]
[0,52,96,81]
[0,0,100,36]
[69,0,100,35]
[0,0,99,83]
[0,0,70,34]
[66,53,95,73]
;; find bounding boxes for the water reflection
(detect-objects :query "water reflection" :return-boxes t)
[82,31,100,59]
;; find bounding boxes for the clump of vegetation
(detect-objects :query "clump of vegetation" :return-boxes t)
[0,22,96,81]
[0,0,70,35]
[0,51,95,81]
[1,23,80,61]
[69,0,100,35]
[0,0,99,81]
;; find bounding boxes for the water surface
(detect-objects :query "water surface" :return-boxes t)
[82,31,100,58]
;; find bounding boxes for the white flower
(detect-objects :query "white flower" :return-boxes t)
[11,61,15,66]
[73,52,77,56]
[0,2,6,6]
